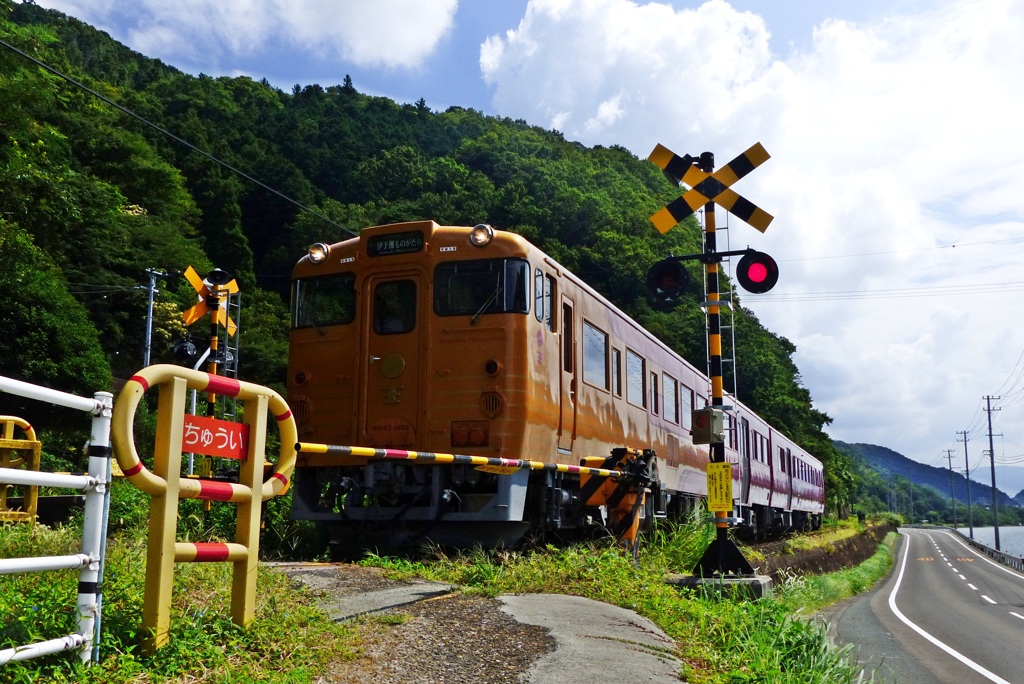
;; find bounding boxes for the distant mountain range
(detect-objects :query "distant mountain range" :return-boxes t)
[836,441,1024,507]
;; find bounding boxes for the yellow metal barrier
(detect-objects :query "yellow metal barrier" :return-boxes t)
[111,364,297,652]
[0,416,40,524]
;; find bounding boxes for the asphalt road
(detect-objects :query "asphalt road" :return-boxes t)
[830,528,1024,683]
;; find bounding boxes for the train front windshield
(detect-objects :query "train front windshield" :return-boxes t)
[433,258,530,317]
[292,272,356,328]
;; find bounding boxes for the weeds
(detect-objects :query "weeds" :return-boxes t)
[0,482,359,683]
[362,518,880,684]
[2,497,890,683]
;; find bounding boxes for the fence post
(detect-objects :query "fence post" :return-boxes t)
[79,391,113,663]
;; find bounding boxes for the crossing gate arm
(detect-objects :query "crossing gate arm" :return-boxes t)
[295,442,628,480]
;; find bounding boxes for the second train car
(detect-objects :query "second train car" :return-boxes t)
[287,220,823,548]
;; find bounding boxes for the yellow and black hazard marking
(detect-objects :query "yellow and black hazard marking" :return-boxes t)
[917,557,935,561]
[957,557,976,562]
[648,142,773,234]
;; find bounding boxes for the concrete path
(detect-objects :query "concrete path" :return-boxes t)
[500,593,683,683]
[272,562,684,682]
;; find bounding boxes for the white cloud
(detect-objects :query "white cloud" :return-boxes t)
[34,0,458,69]
[482,0,1024,464]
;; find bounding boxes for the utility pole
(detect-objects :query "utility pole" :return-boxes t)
[958,430,974,539]
[140,268,168,366]
[984,395,1001,550]
[945,449,957,528]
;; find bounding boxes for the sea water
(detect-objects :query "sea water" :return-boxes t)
[957,525,1024,558]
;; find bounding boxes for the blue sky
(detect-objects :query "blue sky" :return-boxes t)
[27,0,1024,477]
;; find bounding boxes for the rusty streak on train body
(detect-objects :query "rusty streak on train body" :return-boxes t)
[287,221,824,549]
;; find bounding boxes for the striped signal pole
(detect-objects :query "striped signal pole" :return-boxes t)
[648,142,775,577]
[694,155,746,576]
[181,267,239,481]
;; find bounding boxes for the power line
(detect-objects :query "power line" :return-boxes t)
[0,37,357,239]
[750,281,1024,303]
[779,236,1024,263]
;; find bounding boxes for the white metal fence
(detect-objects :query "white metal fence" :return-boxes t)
[0,376,113,666]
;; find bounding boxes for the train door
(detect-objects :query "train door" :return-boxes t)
[558,296,576,453]
[360,274,423,448]
[740,417,751,503]
[785,449,794,511]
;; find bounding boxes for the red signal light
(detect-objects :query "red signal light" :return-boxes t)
[736,251,778,294]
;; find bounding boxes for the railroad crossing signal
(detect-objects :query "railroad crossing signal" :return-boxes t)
[182,266,238,335]
[735,250,778,294]
[645,258,689,302]
[649,142,773,234]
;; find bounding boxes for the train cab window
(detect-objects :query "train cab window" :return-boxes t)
[373,279,417,334]
[626,349,646,407]
[663,373,679,424]
[535,269,554,330]
[612,349,622,397]
[292,272,356,329]
[434,258,529,318]
[582,320,608,390]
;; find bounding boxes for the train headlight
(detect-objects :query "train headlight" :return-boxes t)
[307,242,330,264]
[469,224,494,247]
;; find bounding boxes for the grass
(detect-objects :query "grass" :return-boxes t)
[0,492,358,683]
[1,486,894,683]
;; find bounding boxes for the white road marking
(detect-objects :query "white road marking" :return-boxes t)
[982,595,997,605]
[969,584,978,590]
[889,532,1012,684]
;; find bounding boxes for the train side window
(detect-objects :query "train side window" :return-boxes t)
[292,272,356,328]
[663,373,678,424]
[681,385,693,430]
[611,349,622,397]
[780,448,787,473]
[582,320,608,390]
[534,269,544,322]
[534,269,554,331]
[740,418,749,460]
[626,349,646,407]
[373,279,417,334]
[650,372,659,415]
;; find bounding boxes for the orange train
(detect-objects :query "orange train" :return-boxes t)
[287,221,823,548]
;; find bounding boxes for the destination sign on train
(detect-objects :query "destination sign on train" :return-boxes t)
[367,231,424,256]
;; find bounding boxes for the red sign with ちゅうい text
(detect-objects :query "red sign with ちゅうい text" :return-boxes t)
[181,414,249,460]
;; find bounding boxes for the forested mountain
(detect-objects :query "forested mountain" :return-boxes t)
[0,1,855,506]
[837,441,1022,526]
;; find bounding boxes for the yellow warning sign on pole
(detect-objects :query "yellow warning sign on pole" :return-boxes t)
[706,462,733,511]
